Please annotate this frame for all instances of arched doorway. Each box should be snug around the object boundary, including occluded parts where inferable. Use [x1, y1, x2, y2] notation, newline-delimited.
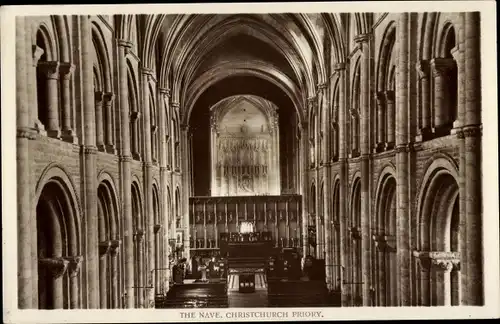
[373, 175, 397, 306]
[97, 180, 120, 308]
[36, 179, 80, 309]
[416, 166, 460, 306]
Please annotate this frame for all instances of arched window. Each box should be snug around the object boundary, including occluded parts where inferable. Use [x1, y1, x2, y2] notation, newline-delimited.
[350, 59, 361, 157]
[430, 23, 458, 137]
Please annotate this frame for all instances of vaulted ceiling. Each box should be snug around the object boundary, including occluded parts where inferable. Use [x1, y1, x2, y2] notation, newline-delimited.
[137, 13, 350, 124]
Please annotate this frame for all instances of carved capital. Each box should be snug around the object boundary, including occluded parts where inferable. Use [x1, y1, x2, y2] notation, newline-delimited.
[135, 229, 145, 242]
[117, 39, 133, 50]
[59, 62, 75, 80]
[119, 155, 132, 163]
[463, 125, 482, 138]
[413, 251, 460, 272]
[63, 256, 83, 277]
[32, 45, 45, 66]
[95, 91, 104, 102]
[354, 33, 371, 44]
[17, 128, 37, 140]
[159, 87, 171, 97]
[450, 46, 460, 61]
[130, 111, 141, 121]
[394, 145, 407, 154]
[384, 90, 395, 102]
[38, 61, 60, 79]
[430, 58, 455, 77]
[317, 82, 328, 91]
[103, 92, 114, 103]
[39, 257, 69, 278]
[376, 91, 386, 106]
[334, 62, 346, 72]
[109, 240, 121, 256]
[99, 240, 112, 257]
[82, 145, 98, 155]
[372, 234, 396, 253]
[415, 60, 430, 79]
[171, 102, 180, 110]
[349, 226, 362, 240]
[154, 224, 162, 234]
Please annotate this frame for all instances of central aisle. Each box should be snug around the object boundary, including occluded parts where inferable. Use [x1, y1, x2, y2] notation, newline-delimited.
[227, 273, 268, 308]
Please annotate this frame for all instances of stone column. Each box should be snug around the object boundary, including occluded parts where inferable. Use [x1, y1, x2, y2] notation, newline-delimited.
[64, 256, 83, 309]
[99, 241, 111, 308]
[136, 231, 145, 307]
[181, 124, 191, 260]
[430, 58, 455, 133]
[94, 91, 105, 151]
[59, 62, 77, 143]
[117, 38, 134, 308]
[334, 62, 347, 305]
[375, 92, 386, 151]
[354, 32, 372, 306]
[414, 251, 431, 306]
[16, 16, 34, 309]
[103, 92, 116, 153]
[416, 60, 431, 139]
[39, 258, 70, 308]
[38, 61, 61, 138]
[385, 91, 395, 149]
[29, 41, 46, 133]
[140, 67, 155, 308]
[396, 13, 411, 306]
[464, 11, 483, 306]
[108, 241, 120, 308]
[159, 88, 170, 293]
[300, 121, 309, 258]
[81, 15, 99, 308]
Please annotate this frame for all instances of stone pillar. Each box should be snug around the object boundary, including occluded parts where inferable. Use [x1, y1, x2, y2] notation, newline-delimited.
[355, 32, 372, 306]
[300, 121, 309, 258]
[385, 91, 395, 149]
[140, 67, 155, 308]
[59, 62, 77, 143]
[375, 92, 386, 151]
[99, 241, 111, 309]
[103, 92, 116, 153]
[334, 62, 347, 305]
[430, 58, 455, 133]
[181, 123, 191, 260]
[64, 256, 83, 309]
[117, 38, 134, 308]
[455, 13, 468, 306]
[94, 91, 105, 151]
[159, 88, 170, 293]
[136, 231, 145, 307]
[29, 40, 46, 133]
[416, 60, 431, 139]
[39, 258, 70, 308]
[107, 241, 119, 308]
[414, 251, 431, 306]
[38, 61, 61, 138]
[16, 16, 34, 309]
[464, 11, 483, 306]
[80, 15, 99, 308]
[396, 13, 411, 306]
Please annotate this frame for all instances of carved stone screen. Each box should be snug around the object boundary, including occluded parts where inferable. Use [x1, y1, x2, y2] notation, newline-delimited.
[210, 95, 280, 196]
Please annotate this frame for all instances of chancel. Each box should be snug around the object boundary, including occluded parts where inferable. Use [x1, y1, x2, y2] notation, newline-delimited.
[14, 10, 484, 310]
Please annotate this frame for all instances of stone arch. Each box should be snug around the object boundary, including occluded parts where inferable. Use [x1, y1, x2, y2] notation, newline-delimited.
[35, 165, 81, 309]
[330, 178, 341, 290]
[350, 56, 361, 157]
[127, 60, 142, 161]
[347, 176, 362, 306]
[53, 16, 70, 62]
[416, 157, 460, 306]
[373, 167, 398, 306]
[91, 22, 112, 92]
[97, 178, 120, 309]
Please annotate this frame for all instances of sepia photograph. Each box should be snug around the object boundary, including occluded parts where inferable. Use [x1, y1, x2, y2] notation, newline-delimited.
[1, 1, 499, 323]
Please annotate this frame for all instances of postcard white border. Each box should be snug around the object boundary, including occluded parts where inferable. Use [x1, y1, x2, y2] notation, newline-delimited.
[2, 1, 499, 323]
